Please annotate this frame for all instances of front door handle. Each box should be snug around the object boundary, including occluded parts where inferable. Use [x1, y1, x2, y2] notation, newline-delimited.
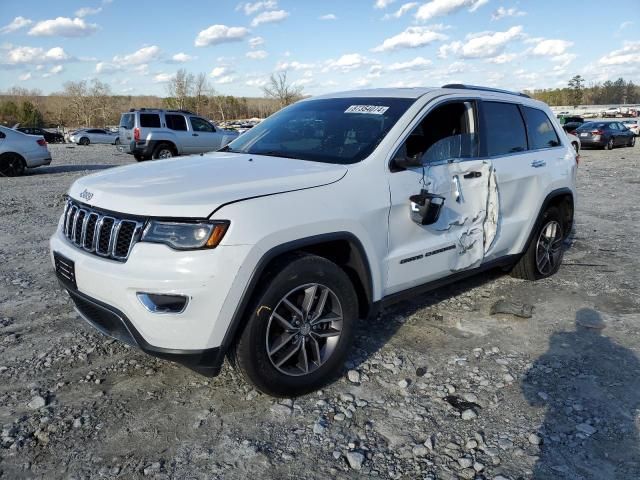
[463, 171, 482, 179]
[531, 160, 546, 168]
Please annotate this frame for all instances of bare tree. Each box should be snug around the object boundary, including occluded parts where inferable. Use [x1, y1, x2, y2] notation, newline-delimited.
[166, 69, 194, 110]
[89, 79, 114, 127]
[193, 72, 209, 115]
[63, 80, 91, 127]
[262, 71, 303, 108]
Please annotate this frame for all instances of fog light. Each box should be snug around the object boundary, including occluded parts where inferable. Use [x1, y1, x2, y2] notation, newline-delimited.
[137, 293, 189, 314]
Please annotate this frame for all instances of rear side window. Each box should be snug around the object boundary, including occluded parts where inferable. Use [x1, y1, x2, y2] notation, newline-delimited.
[522, 107, 561, 149]
[484, 102, 527, 156]
[120, 113, 134, 129]
[166, 114, 187, 131]
[140, 113, 161, 128]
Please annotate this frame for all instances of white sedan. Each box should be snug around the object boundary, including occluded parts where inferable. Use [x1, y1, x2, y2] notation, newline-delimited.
[622, 119, 639, 136]
[69, 128, 120, 146]
[0, 125, 52, 176]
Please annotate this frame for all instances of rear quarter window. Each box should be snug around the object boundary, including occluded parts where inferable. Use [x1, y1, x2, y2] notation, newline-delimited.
[483, 101, 527, 156]
[522, 106, 561, 149]
[139, 113, 161, 128]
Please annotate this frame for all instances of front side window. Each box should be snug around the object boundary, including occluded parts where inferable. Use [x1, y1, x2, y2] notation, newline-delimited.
[224, 97, 415, 164]
[484, 102, 527, 156]
[120, 113, 134, 129]
[522, 106, 561, 150]
[166, 114, 187, 131]
[190, 117, 215, 132]
[140, 113, 161, 128]
[401, 101, 479, 164]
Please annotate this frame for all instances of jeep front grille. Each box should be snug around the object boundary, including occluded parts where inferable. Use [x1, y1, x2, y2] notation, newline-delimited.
[63, 200, 144, 262]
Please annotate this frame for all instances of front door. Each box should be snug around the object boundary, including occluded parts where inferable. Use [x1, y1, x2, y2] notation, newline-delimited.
[385, 99, 499, 296]
[188, 116, 223, 153]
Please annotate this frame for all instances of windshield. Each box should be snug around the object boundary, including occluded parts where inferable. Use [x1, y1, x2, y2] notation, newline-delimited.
[223, 97, 415, 164]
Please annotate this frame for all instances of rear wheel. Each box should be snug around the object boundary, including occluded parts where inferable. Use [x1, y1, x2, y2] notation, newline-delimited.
[114, 138, 121, 145]
[0, 153, 26, 177]
[510, 206, 565, 281]
[572, 142, 579, 153]
[231, 254, 358, 397]
[79, 137, 90, 146]
[152, 143, 175, 159]
[134, 153, 146, 162]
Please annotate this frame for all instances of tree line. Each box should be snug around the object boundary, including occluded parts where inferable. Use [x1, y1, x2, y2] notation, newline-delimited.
[526, 76, 640, 107]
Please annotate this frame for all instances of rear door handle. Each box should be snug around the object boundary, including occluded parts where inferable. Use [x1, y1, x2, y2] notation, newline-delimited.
[192, 133, 199, 136]
[531, 160, 546, 168]
[463, 171, 482, 179]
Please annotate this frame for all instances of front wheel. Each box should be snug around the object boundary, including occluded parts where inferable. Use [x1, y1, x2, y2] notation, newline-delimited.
[231, 254, 358, 397]
[79, 137, 90, 146]
[628, 137, 636, 147]
[510, 207, 565, 280]
[606, 137, 614, 150]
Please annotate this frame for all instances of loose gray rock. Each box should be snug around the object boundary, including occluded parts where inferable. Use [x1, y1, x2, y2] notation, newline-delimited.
[27, 395, 46, 410]
[490, 300, 534, 318]
[345, 451, 365, 470]
[458, 456, 473, 469]
[461, 409, 477, 420]
[576, 423, 596, 436]
[528, 433, 542, 445]
[412, 444, 429, 457]
[347, 370, 361, 383]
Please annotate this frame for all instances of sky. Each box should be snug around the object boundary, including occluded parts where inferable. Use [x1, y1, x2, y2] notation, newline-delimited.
[0, 0, 638, 98]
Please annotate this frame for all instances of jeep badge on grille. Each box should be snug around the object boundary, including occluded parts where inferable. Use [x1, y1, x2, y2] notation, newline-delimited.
[79, 189, 94, 202]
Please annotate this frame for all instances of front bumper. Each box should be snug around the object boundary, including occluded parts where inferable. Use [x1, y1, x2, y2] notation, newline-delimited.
[64, 285, 224, 375]
[50, 227, 253, 352]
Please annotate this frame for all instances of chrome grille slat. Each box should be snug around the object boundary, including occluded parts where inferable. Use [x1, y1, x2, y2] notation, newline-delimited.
[62, 200, 143, 262]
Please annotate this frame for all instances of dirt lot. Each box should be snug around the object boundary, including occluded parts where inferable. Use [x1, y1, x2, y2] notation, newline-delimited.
[1, 142, 639, 480]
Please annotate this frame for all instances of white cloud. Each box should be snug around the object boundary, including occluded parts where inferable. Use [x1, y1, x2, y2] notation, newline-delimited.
[251, 10, 290, 27]
[276, 60, 315, 71]
[246, 50, 268, 59]
[618, 21, 633, 32]
[171, 52, 194, 63]
[551, 53, 576, 68]
[42, 65, 63, 77]
[246, 77, 268, 87]
[75, 7, 103, 17]
[487, 53, 517, 64]
[113, 45, 161, 64]
[133, 64, 149, 75]
[28, 17, 98, 37]
[387, 56, 432, 71]
[438, 26, 522, 59]
[249, 36, 264, 48]
[375, 0, 397, 8]
[195, 25, 249, 47]
[214, 75, 235, 84]
[319, 14, 337, 20]
[0, 17, 32, 34]
[491, 7, 526, 20]
[3, 45, 70, 64]
[325, 53, 377, 72]
[240, 1, 278, 15]
[530, 39, 573, 56]
[372, 26, 448, 52]
[95, 61, 121, 74]
[384, 2, 418, 19]
[354, 78, 372, 88]
[210, 66, 233, 78]
[415, 0, 488, 21]
[598, 41, 640, 66]
[18, 72, 31, 81]
[153, 72, 174, 83]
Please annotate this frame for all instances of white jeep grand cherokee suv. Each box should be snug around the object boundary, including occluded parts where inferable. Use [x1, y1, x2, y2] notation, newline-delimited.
[50, 85, 577, 397]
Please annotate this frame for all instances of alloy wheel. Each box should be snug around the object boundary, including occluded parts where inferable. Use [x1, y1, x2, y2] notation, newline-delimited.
[158, 149, 173, 159]
[266, 283, 343, 376]
[535, 220, 563, 276]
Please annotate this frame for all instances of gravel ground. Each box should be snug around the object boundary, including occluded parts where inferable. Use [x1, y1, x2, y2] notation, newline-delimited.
[1, 142, 639, 480]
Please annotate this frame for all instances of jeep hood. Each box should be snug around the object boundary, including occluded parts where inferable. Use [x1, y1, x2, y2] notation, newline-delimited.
[68, 152, 348, 218]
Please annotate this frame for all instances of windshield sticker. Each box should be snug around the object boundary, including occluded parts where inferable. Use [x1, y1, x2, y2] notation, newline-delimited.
[345, 105, 389, 115]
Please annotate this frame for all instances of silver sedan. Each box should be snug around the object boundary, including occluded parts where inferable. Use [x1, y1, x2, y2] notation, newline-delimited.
[0, 125, 52, 176]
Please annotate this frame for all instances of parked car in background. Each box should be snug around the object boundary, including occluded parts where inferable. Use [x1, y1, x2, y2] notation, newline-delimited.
[601, 107, 621, 118]
[16, 127, 65, 143]
[622, 119, 639, 136]
[52, 85, 578, 396]
[562, 122, 583, 135]
[575, 121, 636, 149]
[69, 128, 120, 146]
[566, 132, 581, 153]
[118, 109, 239, 161]
[557, 115, 583, 125]
[0, 125, 51, 176]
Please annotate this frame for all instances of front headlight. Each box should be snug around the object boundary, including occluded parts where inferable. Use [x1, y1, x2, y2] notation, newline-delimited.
[141, 220, 229, 250]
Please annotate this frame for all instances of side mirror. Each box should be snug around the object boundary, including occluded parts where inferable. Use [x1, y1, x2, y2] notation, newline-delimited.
[410, 190, 445, 226]
[392, 151, 423, 170]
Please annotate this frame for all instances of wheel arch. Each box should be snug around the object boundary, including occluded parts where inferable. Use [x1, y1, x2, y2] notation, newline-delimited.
[220, 232, 374, 355]
[524, 187, 574, 249]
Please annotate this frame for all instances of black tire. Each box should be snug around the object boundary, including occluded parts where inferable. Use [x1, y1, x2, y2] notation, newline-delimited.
[134, 153, 146, 162]
[79, 137, 90, 146]
[572, 142, 579, 153]
[230, 253, 358, 397]
[510, 206, 565, 281]
[606, 137, 614, 150]
[152, 143, 175, 160]
[114, 138, 120, 145]
[628, 137, 635, 147]
[0, 153, 26, 177]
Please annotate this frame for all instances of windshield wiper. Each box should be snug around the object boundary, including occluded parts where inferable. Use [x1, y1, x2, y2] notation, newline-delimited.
[253, 150, 301, 160]
[218, 144, 237, 152]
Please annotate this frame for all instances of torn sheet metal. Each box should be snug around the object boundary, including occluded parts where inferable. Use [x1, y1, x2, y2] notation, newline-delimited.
[483, 166, 499, 254]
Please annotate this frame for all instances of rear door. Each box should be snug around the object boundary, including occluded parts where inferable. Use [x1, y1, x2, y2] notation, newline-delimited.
[165, 114, 192, 154]
[188, 116, 223, 153]
[485, 102, 563, 258]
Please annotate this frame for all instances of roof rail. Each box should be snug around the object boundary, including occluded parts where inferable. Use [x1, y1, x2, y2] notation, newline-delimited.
[126, 108, 196, 115]
[442, 84, 530, 99]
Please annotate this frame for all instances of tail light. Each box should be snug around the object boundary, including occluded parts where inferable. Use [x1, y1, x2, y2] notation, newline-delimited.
[592, 129, 604, 135]
[133, 127, 140, 141]
[37, 138, 47, 147]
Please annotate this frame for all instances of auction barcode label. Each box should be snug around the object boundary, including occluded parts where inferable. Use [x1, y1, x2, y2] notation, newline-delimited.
[344, 105, 389, 115]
